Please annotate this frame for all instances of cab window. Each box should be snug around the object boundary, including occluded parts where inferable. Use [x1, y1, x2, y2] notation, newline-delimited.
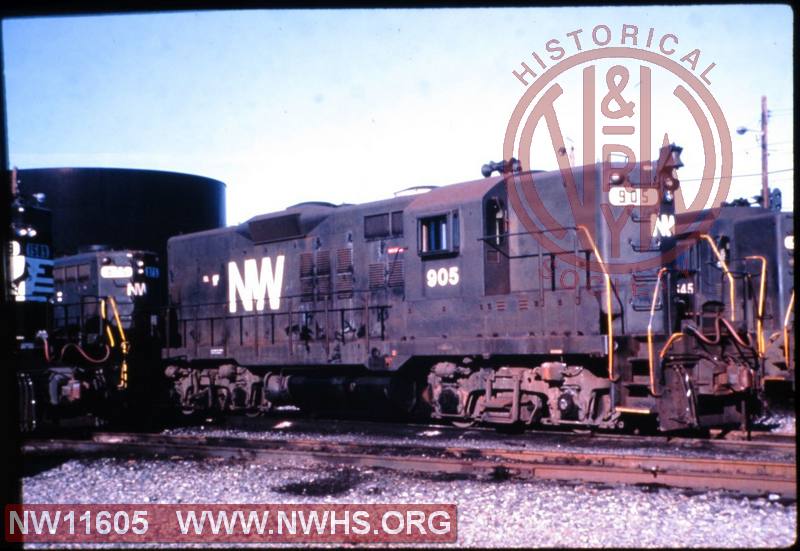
[419, 211, 459, 257]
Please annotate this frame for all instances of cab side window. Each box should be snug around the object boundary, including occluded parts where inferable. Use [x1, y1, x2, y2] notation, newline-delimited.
[419, 211, 459, 257]
[485, 198, 507, 246]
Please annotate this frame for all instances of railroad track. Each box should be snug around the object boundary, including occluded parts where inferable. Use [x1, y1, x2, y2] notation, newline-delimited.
[23, 431, 796, 498]
[216, 414, 796, 452]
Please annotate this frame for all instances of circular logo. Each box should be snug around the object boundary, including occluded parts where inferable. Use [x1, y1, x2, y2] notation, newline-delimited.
[503, 46, 732, 275]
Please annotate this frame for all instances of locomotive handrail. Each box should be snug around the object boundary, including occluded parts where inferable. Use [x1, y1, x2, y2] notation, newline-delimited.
[52, 294, 141, 350]
[100, 298, 115, 347]
[165, 294, 392, 355]
[646, 267, 667, 397]
[108, 296, 130, 389]
[478, 225, 625, 340]
[783, 290, 794, 369]
[659, 332, 685, 359]
[744, 256, 767, 356]
[167, 287, 389, 311]
[700, 234, 736, 322]
[478, 231, 595, 262]
[576, 225, 614, 381]
[478, 230, 625, 310]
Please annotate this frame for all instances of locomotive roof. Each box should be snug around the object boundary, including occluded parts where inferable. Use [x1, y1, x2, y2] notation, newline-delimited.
[675, 204, 781, 232]
[406, 175, 506, 211]
[55, 248, 156, 263]
[168, 172, 509, 246]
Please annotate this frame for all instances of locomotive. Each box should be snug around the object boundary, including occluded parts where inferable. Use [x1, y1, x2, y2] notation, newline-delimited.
[12, 197, 163, 430]
[163, 143, 794, 432]
[9, 168, 225, 431]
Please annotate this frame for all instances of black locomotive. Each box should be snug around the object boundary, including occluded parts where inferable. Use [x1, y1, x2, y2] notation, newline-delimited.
[12, 201, 164, 430]
[162, 144, 795, 432]
[9, 168, 225, 430]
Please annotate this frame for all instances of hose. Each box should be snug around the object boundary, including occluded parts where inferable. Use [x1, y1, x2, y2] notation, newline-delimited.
[685, 317, 721, 345]
[719, 317, 754, 349]
[43, 337, 51, 363]
[35, 332, 53, 362]
[59, 343, 111, 364]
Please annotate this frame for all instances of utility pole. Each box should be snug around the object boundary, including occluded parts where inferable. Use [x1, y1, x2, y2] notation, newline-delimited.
[761, 95, 769, 209]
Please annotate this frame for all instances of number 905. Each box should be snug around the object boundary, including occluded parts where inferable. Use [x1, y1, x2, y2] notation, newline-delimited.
[426, 267, 459, 288]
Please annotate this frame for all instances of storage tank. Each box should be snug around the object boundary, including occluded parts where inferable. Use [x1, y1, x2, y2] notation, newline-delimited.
[16, 167, 226, 259]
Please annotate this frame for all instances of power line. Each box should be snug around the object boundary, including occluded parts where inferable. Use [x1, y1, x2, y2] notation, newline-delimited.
[680, 168, 793, 182]
[742, 146, 793, 153]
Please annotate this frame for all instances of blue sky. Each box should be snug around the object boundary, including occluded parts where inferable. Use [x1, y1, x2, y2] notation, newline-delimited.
[2, 6, 793, 224]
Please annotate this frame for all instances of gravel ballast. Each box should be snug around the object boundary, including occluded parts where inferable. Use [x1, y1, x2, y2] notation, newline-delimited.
[22, 455, 797, 548]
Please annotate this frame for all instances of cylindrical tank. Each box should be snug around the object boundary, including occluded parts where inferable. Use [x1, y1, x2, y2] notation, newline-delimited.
[17, 167, 226, 259]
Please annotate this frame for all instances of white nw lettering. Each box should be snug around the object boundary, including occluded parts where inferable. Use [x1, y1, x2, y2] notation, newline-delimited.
[652, 213, 675, 238]
[126, 282, 147, 296]
[228, 256, 285, 313]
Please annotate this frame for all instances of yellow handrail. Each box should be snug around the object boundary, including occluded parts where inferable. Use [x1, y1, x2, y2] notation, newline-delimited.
[784, 290, 795, 369]
[744, 256, 767, 356]
[108, 296, 127, 343]
[700, 235, 735, 321]
[100, 298, 116, 347]
[659, 332, 685, 359]
[646, 267, 667, 396]
[577, 225, 614, 380]
[105, 326, 116, 348]
[108, 296, 129, 389]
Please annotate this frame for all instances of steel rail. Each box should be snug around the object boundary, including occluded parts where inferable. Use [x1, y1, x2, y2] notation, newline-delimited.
[22, 432, 796, 498]
[214, 415, 796, 452]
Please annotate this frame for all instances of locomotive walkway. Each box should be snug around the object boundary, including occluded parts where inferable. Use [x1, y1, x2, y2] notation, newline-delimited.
[22, 430, 796, 498]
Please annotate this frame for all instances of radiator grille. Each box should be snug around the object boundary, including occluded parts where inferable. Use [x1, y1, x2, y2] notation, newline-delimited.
[369, 263, 385, 289]
[387, 260, 404, 288]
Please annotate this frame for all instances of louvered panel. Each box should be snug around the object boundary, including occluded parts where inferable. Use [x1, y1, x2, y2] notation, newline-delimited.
[369, 263, 385, 289]
[318, 275, 332, 297]
[336, 248, 353, 273]
[518, 297, 529, 311]
[336, 273, 354, 298]
[300, 278, 315, 302]
[387, 260, 404, 288]
[316, 250, 331, 274]
[300, 253, 314, 277]
[299, 252, 315, 302]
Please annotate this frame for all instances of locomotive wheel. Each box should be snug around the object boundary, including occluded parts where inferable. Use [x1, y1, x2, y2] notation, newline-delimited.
[245, 402, 273, 418]
[450, 418, 477, 429]
[448, 394, 479, 428]
[215, 388, 228, 411]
